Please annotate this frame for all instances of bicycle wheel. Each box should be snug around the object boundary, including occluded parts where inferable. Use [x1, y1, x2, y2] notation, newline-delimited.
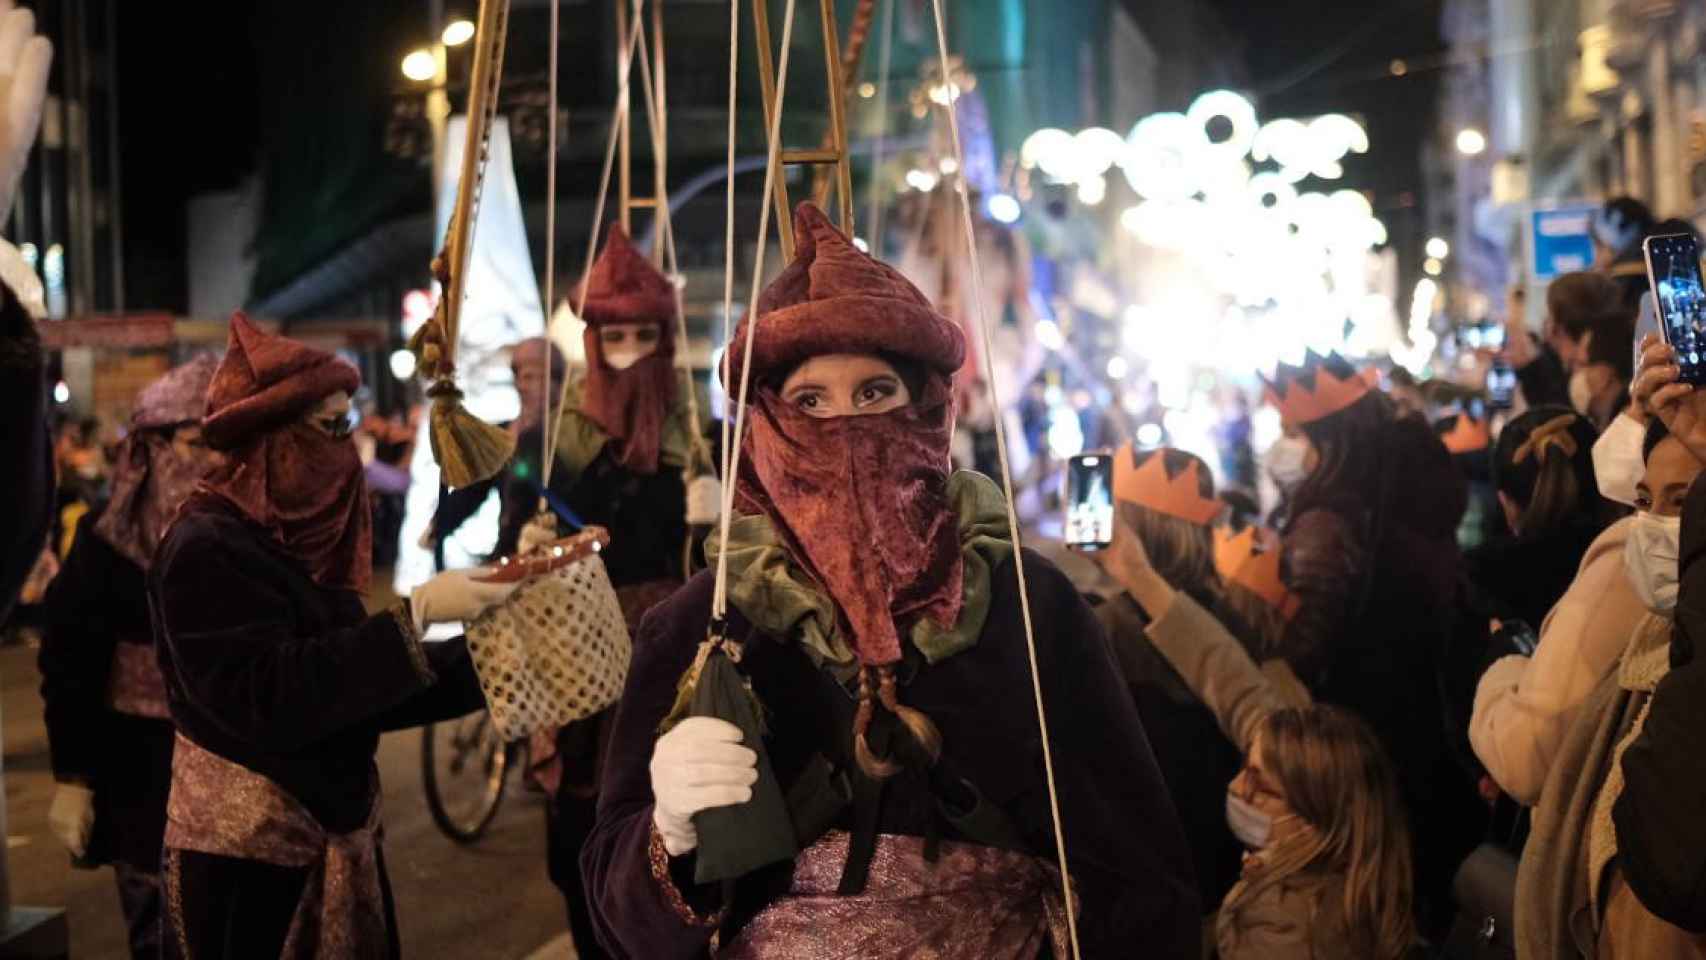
[421, 711, 511, 843]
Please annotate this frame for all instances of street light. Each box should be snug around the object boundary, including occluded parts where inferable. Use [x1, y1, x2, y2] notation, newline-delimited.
[442, 19, 476, 47]
[1455, 128, 1487, 156]
[1425, 237, 1450, 259]
[401, 48, 437, 82]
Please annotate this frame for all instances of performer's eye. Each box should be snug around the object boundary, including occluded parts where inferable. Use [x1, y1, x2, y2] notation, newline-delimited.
[794, 391, 821, 411]
[855, 378, 899, 407]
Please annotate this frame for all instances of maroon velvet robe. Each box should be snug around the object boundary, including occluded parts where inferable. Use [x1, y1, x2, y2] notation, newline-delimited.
[580, 549, 1202, 959]
[149, 493, 487, 958]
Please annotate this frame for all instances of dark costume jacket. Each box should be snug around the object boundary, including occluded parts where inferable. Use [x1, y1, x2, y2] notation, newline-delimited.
[581, 551, 1202, 959]
[39, 508, 175, 872]
[148, 493, 487, 958]
[0, 277, 51, 622]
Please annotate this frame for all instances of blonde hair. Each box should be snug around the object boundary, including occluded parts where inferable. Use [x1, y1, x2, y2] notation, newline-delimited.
[1224, 706, 1416, 959]
[1116, 449, 1220, 596]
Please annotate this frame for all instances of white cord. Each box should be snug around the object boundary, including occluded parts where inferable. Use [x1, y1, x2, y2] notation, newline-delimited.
[542, 10, 648, 488]
[720, 0, 741, 481]
[710, 0, 799, 622]
[539, 0, 559, 499]
[925, 1, 1080, 954]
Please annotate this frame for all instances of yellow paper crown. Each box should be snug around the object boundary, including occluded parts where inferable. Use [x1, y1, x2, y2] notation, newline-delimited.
[1213, 525, 1301, 621]
[1112, 446, 1221, 525]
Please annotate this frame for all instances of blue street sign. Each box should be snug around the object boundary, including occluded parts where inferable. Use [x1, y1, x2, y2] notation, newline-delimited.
[1532, 205, 1598, 280]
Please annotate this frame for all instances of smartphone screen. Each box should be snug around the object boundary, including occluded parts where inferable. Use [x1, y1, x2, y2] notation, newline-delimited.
[1644, 233, 1706, 385]
[1063, 452, 1114, 551]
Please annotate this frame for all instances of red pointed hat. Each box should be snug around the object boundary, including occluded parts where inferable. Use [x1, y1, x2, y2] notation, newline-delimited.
[726, 203, 965, 386]
[574, 224, 676, 328]
[202, 313, 361, 451]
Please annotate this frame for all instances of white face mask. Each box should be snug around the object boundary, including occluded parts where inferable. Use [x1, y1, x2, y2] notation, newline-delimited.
[1226, 791, 1297, 850]
[1593, 415, 1645, 507]
[1624, 511, 1682, 613]
[603, 346, 651, 371]
[1568, 369, 1596, 417]
[1265, 436, 1310, 496]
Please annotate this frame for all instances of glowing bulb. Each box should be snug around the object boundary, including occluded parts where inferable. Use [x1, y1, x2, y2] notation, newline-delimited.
[1106, 355, 1129, 380]
[1035, 319, 1065, 352]
[401, 49, 437, 82]
[986, 193, 1022, 224]
[1136, 423, 1163, 447]
[389, 349, 418, 381]
[442, 19, 475, 47]
[904, 168, 939, 192]
[1076, 175, 1106, 206]
[1424, 257, 1443, 276]
[1426, 237, 1450, 259]
[1456, 128, 1487, 156]
[857, 82, 876, 99]
[52, 380, 69, 404]
[938, 156, 960, 176]
[852, 237, 870, 253]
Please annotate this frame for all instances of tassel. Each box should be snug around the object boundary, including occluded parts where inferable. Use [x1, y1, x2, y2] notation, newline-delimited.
[426, 378, 516, 489]
[853, 664, 942, 780]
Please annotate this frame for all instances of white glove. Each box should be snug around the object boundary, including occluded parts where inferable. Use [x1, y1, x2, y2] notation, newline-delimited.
[517, 515, 558, 556]
[685, 474, 722, 526]
[48, 783, 94, 858]
[0, 3, 50, 226]
[649, 717, 757, 856]
[409, 569, 517, 632]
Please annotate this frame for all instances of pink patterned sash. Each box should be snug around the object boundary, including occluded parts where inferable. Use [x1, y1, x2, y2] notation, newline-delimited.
[108, 642, 170, 719]
[718, 830, 1074, 959]
[163, 735, 386, 959]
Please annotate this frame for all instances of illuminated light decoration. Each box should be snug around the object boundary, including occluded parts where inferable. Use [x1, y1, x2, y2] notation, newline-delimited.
[938, 156, 960, 176]
[904, 168, 940, 192]
[1077, 175, 1107, 206]
[1424, 257, 1443, 276]
[1073, 127, 1128, 178]
[1456, 128, 1487, 155]
[928, 81, 962, 106]
[852, 237, 870, 253]
[1186, 89, 1259, 159]
[986, 192, 1022, 224]
[389, 348, 418, 381]
[53, 380, 69, 404]
[1247, 171, 1298, 211]
[1136, 422, 1164, 447]
[1426, 237, 1450, 259]
[1121, 304, 1150, 351]
[858, 81, 876, 99]
[1309, 114, 1369, 156]
[1034, 318, 1065, 351]
[1195, 155, 1253, 199]
[1250, 118, 1312, 183]
[1020, 127, 1077, 181]
[1106, 355, 1129, 380]
[442, 19, 476, 46]
[1046, 402, 1085, 458]
[1121, 112, 1208, 200]
[401, 48, 437, 82]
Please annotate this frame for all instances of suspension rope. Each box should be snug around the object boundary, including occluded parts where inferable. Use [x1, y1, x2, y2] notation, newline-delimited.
[864, 0, 895, 254]
[542, 8, 648, 489]
[540, 0, 559, 480]
[719, 0, 740, 482]
[925, 1, 1080, 955]
[711, 0, 799, 622]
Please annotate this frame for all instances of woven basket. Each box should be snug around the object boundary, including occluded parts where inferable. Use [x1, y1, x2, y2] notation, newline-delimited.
[465, 550, 631, 740]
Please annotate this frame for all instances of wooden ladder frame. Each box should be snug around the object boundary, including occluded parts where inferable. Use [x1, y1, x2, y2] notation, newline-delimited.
[751, 0, 856, 258]
[615, 0, 670, 266]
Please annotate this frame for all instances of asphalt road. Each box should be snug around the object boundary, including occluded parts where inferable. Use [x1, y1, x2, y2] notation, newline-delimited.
[3, 639, 579, 959]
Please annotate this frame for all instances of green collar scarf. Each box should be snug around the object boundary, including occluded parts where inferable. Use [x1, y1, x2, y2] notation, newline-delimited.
[551, 374, 704, 479]
[706, 470, 1014, 673]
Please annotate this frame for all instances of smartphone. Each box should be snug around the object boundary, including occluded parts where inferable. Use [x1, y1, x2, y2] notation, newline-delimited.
[1486, 358, 1516, 411]
[1643, 233, 1706, 385]
[1063, 452, 1114, 551]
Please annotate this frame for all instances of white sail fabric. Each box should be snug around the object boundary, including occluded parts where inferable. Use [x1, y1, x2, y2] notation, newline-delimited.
[396, 117, 544, 601]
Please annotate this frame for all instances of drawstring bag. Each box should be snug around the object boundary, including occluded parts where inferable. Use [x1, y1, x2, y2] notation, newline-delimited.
[465, 529, 631, 741]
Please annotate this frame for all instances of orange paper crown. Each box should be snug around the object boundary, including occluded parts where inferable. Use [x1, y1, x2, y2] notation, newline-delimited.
[1214, 525, 1302, 621]
[1439, 414, 1490, 455]
[1262, 351, 1379, 425]
[1112, 446, 1222, 525]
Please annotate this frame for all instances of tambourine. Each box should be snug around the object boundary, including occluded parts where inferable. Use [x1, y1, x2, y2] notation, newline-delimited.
[464, 524, 631, 740]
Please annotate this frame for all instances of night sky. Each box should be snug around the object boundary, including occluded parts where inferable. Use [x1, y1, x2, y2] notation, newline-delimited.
[110, 1, 1447, 313]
